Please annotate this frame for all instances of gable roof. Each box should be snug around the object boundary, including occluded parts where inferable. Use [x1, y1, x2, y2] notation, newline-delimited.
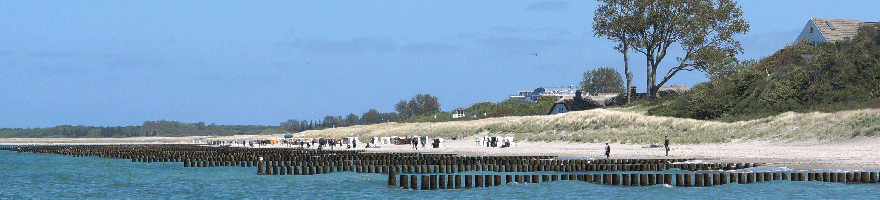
[546, 94, 615, 115]
[811, 18, 863, 42]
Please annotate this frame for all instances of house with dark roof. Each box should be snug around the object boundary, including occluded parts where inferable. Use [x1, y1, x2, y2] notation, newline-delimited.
[547, 94, 615, 115]
[547, 86, 690, 115]
[796, 17, 878, 46]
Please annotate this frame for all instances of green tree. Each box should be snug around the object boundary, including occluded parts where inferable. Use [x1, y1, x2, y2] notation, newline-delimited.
[344, 114, 360, 126]
[394, 100, 410, 119]
[321, 115, 339, 128]
[593, 0, 750, 98]
[580, 66, 625, 94]
[361, 109, 382, 124]
[394, 94, 441, 120]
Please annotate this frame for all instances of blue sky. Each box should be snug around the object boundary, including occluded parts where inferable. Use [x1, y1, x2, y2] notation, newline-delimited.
[1, 0, 877, 128]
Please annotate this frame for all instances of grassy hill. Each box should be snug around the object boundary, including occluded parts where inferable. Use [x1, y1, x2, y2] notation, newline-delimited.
[299, 107, 880, 144]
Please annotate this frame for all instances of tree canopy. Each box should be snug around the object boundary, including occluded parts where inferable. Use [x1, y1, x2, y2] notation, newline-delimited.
[594, 0, 750, 98]
[580, 66, 625, 94]
[394, 94, 441, 120]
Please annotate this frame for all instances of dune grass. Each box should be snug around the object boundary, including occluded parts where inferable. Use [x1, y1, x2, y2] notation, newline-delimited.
[298, 108, 880, 144]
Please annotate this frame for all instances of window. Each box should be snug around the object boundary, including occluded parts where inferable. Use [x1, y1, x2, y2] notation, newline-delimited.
[810, 27, 813, 33]
[558, 108, 563, 113]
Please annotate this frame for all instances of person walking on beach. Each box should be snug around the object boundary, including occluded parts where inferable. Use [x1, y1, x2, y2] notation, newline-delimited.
[413, 138, 419, 150]
[664, 136, 670, 156]
[604, 143, 610, 159]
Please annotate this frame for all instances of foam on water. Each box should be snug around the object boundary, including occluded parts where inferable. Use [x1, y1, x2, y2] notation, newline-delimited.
[672, 160, 714, 164]
[731, 166, 794, 173]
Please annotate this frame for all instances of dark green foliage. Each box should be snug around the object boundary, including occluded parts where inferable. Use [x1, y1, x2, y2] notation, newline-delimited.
[395, 94, 441, 121]
[647, 25, 880, 121]
[580, 66, 625, 94]
[466, 96, 558, 119]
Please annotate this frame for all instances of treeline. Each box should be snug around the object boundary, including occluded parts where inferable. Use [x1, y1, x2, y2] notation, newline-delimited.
[3, 93, 560, 138]
[279, 109, 400, 132]
[403, 96, 558, 123]
[0, 120, 277, 138]
[645, 25, 880, 121]
[280, 94, 555, 132]
[279, 94, 440, 133]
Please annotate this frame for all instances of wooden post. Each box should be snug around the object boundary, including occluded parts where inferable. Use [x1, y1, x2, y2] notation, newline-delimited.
[400, 175, 409, 189]
[870, 172, 878, 183]
[388, 171, 398, 187]
[604, 174, 612, 185]
[410, 175, 419, 190]
[694, 174, 704, 187]
[684, 174, 693, 187]
[664, 174, 672, 185]
[612, 174, 621, 186]
[676, 174, 684, 187]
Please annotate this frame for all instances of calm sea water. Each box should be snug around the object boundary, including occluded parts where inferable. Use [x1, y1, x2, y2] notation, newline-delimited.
[1, 148, 878, 199]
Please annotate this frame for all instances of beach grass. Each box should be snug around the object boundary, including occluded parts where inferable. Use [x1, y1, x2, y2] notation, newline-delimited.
[299, 108, 880, 144]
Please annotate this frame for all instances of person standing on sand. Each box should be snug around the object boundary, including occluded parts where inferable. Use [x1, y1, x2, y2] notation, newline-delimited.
[604, 143, 610, 159]
[664, 136, 670, 156]
[413, 139, 419, 150]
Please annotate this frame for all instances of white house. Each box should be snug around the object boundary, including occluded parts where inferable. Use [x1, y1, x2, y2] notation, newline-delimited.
[452, 108, 467, 119]
[796, 18, 878, 46]
[548, 96, 575, 115]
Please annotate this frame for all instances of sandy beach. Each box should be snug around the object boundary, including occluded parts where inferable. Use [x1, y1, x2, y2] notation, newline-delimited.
[3, 135, 879, 170]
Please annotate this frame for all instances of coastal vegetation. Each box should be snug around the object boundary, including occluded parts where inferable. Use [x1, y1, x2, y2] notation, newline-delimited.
[644, 25, 880, 122]
[297, 107, 880, 144]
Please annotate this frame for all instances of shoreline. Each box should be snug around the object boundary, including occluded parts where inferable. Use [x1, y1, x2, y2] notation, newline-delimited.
[3, 136, 879, 170]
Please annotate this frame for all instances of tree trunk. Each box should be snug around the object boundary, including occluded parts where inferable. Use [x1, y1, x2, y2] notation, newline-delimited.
[646, 55, 653, 100]
[623, 40, 631, 104]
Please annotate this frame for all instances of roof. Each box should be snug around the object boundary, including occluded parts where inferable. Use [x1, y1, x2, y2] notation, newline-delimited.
[546, 94, 613, 114]
[811, 18, 865, 42]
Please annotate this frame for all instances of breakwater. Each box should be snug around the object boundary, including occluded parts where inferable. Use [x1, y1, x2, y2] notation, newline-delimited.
[2, 144, 877, 191]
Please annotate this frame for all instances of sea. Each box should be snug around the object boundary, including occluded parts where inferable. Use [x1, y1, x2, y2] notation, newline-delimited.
[1, 146, 878, 199]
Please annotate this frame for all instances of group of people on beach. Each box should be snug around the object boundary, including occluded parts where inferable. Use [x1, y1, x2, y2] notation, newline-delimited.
[605, 136, 670, 159]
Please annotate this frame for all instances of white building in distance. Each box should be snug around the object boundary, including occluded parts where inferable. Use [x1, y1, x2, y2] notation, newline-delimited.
[509, 86, 578, 103]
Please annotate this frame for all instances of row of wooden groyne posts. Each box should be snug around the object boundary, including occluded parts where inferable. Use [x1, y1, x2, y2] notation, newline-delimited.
[2, 144, 878, 189]
[387, 170, 880, 189]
